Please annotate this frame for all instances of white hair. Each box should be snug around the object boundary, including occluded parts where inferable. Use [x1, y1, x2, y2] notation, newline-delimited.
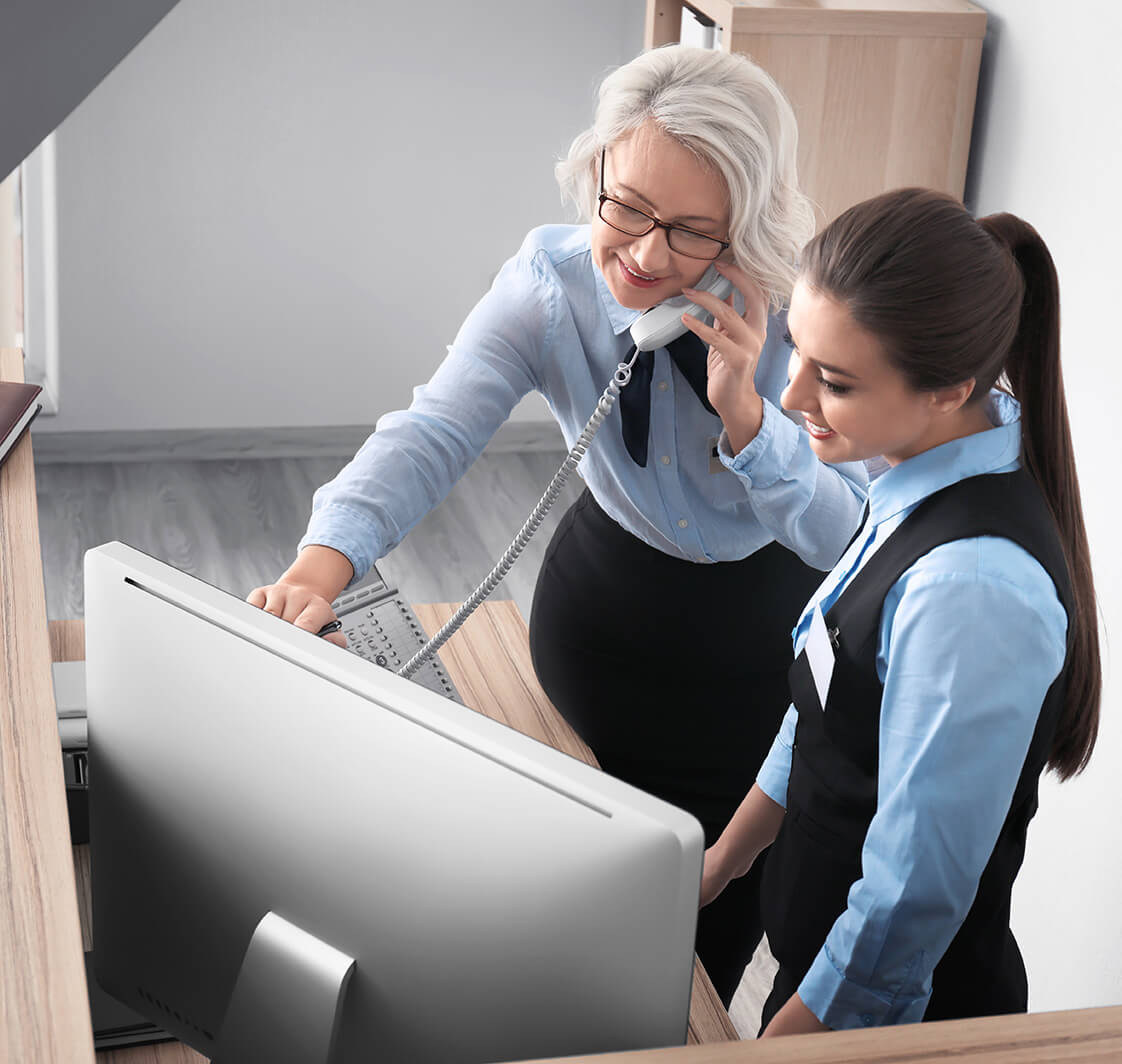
[556, 45, 815, 310]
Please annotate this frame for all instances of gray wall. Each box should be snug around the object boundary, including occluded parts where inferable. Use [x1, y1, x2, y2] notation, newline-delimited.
[0, 0, 181, 182]
[36, 0, 645, 434]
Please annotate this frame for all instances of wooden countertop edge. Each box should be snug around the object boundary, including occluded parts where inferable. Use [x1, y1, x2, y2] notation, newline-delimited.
[514, 1003, 1122, 1062]
[2, 348, 96, 1062]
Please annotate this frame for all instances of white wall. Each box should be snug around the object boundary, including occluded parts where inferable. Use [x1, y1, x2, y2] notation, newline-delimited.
[964, 0, 1122, 1013]
[34, 0, 644, 434]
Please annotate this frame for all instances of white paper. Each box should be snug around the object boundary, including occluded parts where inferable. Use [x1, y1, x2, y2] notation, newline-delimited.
[806, 604, 835, 712]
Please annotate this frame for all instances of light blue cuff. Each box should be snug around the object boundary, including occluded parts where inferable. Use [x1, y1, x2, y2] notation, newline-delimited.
[718, 400, 800, 488]
[800, 944, 930, 1031]
[298, 504, 387, 588]
[754, 721, 794, 809]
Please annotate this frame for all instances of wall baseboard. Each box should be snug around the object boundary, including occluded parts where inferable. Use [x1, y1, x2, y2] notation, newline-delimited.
[30, 420, 567, 464]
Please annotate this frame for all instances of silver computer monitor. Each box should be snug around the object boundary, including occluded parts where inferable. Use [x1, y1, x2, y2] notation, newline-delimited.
[84, 542, 703, 1064]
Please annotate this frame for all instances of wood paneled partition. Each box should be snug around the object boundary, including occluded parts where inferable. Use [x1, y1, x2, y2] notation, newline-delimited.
[645, 1, 986, 225]
[1, 346, 95, 1061]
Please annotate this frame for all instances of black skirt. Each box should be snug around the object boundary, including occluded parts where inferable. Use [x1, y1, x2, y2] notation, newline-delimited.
[529, 488, 824, 1006]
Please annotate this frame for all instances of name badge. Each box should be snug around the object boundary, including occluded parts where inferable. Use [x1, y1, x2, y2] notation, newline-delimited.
[806, 604, 836, 712]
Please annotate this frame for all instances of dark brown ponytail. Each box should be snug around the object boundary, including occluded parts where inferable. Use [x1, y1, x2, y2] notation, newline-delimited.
[977, 213, 1100, 778]
[802, 188, 1099, 779]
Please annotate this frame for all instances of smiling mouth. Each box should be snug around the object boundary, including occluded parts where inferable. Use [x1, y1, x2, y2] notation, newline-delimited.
[618, 259, 660, 285]
[803, 418, 836, 440]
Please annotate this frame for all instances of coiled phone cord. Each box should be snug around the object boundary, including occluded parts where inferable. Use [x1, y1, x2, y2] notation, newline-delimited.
[397, 347, 641, 680]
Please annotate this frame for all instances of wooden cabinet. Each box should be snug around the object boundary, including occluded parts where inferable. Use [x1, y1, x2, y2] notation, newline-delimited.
[645, 1, 987, 226]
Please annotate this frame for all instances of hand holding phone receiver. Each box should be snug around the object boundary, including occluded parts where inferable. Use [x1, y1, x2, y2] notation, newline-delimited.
[629, 263, 735, 352]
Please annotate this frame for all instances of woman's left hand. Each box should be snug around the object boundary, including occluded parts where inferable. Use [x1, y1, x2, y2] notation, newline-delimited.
[699, 843, 737, 909]
[760, 992, 831, 1038]
[681, 261, 769, 454]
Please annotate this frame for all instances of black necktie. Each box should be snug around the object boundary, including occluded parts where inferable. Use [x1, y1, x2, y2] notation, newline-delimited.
[618, 330, 718, 467]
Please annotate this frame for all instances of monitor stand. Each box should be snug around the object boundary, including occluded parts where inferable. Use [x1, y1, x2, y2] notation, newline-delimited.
[212, 911, 356, 1064]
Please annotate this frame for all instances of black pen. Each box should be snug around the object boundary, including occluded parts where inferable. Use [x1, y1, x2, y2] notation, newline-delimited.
[316, 619, 343, 638]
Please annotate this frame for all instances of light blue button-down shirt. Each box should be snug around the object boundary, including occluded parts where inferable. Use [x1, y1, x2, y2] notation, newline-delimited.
[299, 225, 866, 582]
[756, 391, 1069, 1029]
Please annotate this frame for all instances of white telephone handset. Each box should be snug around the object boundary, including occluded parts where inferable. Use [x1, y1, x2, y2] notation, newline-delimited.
[629, 263, 735, 352]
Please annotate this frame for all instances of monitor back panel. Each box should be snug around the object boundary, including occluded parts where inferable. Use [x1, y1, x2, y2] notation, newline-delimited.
[85, 543, 702, 1064]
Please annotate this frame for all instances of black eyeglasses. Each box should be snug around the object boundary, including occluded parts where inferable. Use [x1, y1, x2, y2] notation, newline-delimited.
[597, 148, 730, 261]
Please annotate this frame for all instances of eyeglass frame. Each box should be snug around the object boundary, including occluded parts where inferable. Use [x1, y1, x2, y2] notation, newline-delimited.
[596, 148, 731, 261]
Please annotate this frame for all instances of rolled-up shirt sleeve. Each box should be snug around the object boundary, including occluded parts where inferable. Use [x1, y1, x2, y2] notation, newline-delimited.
[756, 703, 797, 809]
[718, 399, 867, 571]
[797, 538, 1068, 1029]
[299, 248, 554, 583]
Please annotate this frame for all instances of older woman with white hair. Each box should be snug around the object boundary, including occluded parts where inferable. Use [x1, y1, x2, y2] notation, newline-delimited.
[250, 45, 867, 1004]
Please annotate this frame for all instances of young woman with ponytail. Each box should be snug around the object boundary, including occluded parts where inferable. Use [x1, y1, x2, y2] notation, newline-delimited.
[688, 187, 1100, 1036]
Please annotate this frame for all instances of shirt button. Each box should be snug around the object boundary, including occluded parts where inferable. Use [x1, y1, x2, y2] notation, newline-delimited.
[677, 518, 689, 529]
[861, 1014, 873, 1027]
[660, 455, 671, 466]
[657, 381, 668, 391]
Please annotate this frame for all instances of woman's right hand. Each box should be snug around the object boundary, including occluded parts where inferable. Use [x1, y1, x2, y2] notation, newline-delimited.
[246, 581, 347, 647]
[247, 545, 355, 647]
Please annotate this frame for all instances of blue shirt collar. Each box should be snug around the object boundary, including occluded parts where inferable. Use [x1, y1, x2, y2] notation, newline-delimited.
[593, 261, 644, 337]
[867, 390, 1023, 525]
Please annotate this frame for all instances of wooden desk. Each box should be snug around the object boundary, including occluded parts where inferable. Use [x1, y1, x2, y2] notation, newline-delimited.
[48, 604, 738, 1061]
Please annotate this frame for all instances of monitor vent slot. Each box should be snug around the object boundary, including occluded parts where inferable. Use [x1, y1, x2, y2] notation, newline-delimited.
[135, 985, 214, 1041]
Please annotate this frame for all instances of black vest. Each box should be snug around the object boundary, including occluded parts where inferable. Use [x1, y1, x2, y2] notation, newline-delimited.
[761, 468, 1074, 1022]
